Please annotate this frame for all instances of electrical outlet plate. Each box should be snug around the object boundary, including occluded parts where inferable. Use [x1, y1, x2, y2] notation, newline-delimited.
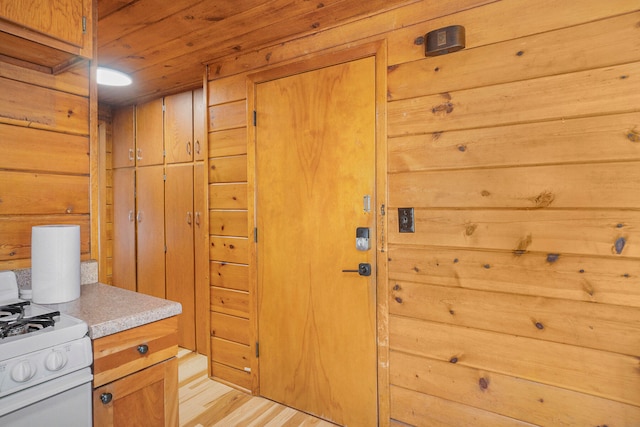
[398, 208, 415, 233]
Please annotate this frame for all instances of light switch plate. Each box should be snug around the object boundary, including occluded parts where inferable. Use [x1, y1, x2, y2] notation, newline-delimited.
[398, 208, 415, 233]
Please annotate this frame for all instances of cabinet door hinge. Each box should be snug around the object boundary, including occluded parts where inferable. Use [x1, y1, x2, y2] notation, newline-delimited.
[255, 342, 259, 358]
[253, 110, 257, 126]
[82, 16, 87, 34]
[163, 174, 167, 181]
[254, 227, 258, 243]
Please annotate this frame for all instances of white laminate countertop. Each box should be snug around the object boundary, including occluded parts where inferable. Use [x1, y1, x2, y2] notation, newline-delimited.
[43, 283, 182, 339]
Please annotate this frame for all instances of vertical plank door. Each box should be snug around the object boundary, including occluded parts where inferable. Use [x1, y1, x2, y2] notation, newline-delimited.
[256, 56, 377, 426]
[165, 164, 196, 350]
[136, 165, 165, 299]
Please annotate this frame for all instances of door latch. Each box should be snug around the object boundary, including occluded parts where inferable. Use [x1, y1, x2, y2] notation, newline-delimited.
[342, 263, 372, 276]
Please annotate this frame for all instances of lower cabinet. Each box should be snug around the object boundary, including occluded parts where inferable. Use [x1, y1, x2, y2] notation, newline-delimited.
[92, 317, 179, 427]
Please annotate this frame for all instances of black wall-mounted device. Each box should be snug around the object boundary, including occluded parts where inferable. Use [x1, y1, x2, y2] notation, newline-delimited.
[425, 25, 465, 57]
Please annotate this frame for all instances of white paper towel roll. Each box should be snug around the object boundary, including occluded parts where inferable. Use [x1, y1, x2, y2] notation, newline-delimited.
[31, 225, 81, 304]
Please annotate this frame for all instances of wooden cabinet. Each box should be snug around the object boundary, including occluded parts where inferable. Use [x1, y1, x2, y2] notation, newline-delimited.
[135, 99, 164, 166]
[135, 165, 166, 299]
[92, 317, 179, 427]
[112, 168, 136, 291]
[165, 92, 193, 164]
[165, 88, 206, 163]
[165, 164, 195, 349]
[112, 106, 135, 169]
[193, 88, 206, 161]
[0, 0, 93, 73]
[111, 88, 207, 353]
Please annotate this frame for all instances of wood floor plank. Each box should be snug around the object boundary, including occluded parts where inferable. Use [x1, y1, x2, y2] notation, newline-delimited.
[178, 349, 336, 426]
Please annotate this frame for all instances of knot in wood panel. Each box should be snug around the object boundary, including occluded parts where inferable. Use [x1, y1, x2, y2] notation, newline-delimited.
[546, 253, 560, 263]
[530, 190, 555, 208]
[431, 102, 454, 115]
[478, 377, 489, 390]
[613, 237, 626, 254]
[627, 127, 640, 142]
[465, 223, 477, 236]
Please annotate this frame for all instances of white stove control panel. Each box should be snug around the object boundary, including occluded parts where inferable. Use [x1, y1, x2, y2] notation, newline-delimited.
[0, 336, 92, 398]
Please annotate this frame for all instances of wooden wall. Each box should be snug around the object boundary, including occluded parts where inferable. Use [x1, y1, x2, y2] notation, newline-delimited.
[205, 0, 640, 425]
[0, 61, 92, 270]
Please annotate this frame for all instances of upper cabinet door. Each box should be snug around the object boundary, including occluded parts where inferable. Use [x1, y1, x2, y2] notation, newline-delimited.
[112, 106, 135, 169]
[0, 0, 92, 73]
[193, 88, 206, 161]
[135, 98, 164, 166]
[165, 91, 194, 164]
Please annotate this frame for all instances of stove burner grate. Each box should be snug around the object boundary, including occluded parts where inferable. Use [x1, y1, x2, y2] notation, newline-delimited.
[0, 309, 60, 338]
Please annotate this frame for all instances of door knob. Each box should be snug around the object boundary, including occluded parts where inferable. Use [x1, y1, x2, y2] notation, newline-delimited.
[342, 263, 371, 276]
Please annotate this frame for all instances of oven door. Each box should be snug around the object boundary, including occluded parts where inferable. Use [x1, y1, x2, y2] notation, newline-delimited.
[0, 367, 92, 427]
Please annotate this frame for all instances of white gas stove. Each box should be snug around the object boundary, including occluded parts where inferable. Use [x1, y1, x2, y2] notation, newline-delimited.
[0, 271, 93, 426]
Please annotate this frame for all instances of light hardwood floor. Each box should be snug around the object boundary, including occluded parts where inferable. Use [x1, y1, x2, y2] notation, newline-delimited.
[178, 349, 337, 426]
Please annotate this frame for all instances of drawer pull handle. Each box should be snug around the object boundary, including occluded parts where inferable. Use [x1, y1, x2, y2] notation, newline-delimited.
[100, 392, 113, 404]
[137, 344, 149, 355]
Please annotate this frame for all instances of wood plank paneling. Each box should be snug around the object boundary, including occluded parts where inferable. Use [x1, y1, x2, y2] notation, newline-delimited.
[209, 236, 249, 264]
[387, 209, 640, 258]
[387, 246, 640, 308]
[210, 261, 249, 292]
[207, 0, 493, 80]
[208, 74, 247, 106]
[208, 128, 248, 158]
[211, 361, 252, 391]
[209, 184, 248, 209]
[390, 385, 536, 427]
[0, 216, 90, 263]
[386, 0, 640, 66]
[390, 351, 640, 427]
[390, 281, 640, 355]
[389, 163, 640, 209]
[210, 287, 249, 318]
[210, 312, 250, 344]
[0, 60, 89, 96]
[210, 337, 251, 371]
[388, 62, 640, 137]
[0, 172, 90, 215]
[208, 101, 246, 132]
[0, 77, 89, 135]
[390, 316, 640, 406]
[388, 112, 640, 173]
[209, 210, 248, 237]
[209, 155, 248, 183]
[0, 124, 89, 174]
[388, 12, 640, 101]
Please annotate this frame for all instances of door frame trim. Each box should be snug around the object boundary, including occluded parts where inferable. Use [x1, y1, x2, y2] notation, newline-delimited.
[246, 39, 389, 423]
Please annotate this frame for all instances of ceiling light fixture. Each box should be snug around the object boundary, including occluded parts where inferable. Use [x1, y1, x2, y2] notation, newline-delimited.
[97, 67, 132, 86]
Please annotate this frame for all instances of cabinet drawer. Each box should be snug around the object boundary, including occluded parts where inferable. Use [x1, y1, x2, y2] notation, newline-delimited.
[93, 317, 178, 388]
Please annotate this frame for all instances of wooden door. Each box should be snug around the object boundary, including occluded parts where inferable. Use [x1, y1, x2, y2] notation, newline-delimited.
[0, 0, 87, 47]
[165, 91, 193, 164]
[193, 88, 206, 161]
[136, 165, 165, 298]
[135, 99, 164, 166]
[112, 168, 136, 291]
[256, 57, 377, 426]
[93, 358, 178, 427]
[165, 164, 196, 350]
[112, 106, 135, 168]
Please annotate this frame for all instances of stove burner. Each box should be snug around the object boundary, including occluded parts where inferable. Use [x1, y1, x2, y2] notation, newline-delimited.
[0, 301, 30, 318]
[0, 301, 60, 338]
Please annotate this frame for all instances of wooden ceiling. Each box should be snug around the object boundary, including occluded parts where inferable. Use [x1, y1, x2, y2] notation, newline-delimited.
[97, 0, 415, 107]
